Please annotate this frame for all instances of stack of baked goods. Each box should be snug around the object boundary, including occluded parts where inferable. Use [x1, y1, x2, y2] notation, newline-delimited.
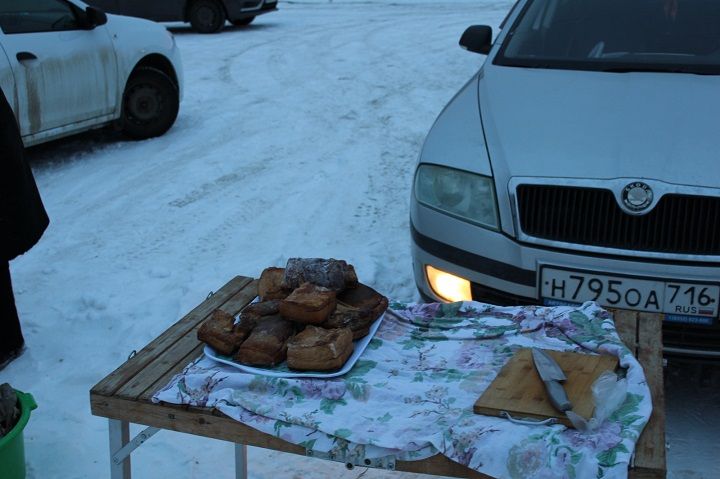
[197, 258, 388, 372]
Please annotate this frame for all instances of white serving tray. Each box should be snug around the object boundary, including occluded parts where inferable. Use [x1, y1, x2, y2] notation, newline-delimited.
[204, 312, 385, 379]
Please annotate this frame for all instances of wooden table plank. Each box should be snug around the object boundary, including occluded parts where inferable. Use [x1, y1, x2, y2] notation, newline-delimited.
[91, 276, 252, 397]
[215, 279, 258, 315]
[613, 309, 639, 356]
[138, 343, 204, 402]
[90, 395, 491, 478]
[116, 281, 258, 401]
[632, 313, 667, 478]
[612, 310, 667, 479]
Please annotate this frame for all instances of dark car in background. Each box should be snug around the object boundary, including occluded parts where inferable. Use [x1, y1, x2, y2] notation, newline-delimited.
[88, 0, 277, 33]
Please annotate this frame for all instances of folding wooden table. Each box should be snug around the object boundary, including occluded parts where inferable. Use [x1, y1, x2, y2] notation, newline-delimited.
[90, 275, 667, 478]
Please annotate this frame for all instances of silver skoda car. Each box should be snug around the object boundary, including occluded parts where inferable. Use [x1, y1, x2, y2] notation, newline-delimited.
[410, 0, 720, 356]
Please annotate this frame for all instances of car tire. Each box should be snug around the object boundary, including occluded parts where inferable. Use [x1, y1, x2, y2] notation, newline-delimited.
[189, 0, 225, 33]
[121, 67, 179, 140]
[231, 16, 255, 27]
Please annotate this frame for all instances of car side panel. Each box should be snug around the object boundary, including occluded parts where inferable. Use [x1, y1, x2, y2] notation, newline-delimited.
[20, 112, 118, 147]
[0, 26, 119, 137]
[418, 73, 492, 177]
[104, 14, 183, 114]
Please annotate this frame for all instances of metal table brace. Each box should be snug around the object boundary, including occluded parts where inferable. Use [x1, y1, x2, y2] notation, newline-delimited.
[108, 419, 248, 479]
[106, 418, 398, 478]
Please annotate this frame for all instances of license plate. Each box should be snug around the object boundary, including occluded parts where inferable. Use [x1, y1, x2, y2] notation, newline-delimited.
[540, 267, 720, 320]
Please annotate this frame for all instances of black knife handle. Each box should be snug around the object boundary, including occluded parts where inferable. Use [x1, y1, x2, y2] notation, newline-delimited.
[544, 380, 572, 412]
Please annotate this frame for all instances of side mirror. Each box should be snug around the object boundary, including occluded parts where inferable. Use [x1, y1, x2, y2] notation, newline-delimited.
[459, 25, 493, 55]
[85, 6, 108, 28]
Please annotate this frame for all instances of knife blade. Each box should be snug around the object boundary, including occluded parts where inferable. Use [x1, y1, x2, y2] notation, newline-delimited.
[531, 348, 572, 412]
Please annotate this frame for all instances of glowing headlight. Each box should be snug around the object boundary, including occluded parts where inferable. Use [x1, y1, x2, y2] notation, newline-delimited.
[414, 164, 499, 229]
[425, 265, 472, 302]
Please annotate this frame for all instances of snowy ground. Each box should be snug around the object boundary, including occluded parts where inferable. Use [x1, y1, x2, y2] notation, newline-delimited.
[3, 1, 719, 478]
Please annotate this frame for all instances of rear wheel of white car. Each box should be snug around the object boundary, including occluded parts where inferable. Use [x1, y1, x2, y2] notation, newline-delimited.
[231, 16, 255, 27]
[121, 67, 179, 140]
[189, 0, 225, 33]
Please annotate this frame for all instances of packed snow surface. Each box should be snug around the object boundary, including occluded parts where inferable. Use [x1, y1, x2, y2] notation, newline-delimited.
[4, 1, 718, 478]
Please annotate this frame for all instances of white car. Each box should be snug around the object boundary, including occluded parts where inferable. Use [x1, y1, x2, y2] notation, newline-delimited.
[0, 0, 183, 147]
[410, 0, 720, 356]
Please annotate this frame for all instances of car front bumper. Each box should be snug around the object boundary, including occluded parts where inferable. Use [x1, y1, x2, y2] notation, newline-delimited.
[226, 0, 278, 17]
[411, 203, 720, 357]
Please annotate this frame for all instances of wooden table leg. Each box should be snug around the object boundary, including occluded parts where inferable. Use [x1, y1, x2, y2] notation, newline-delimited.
[109, 419, 131, 479]
[235, 444, 248, 479]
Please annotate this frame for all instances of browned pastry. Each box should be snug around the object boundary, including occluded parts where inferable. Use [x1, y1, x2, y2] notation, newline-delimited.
[279, 282, 337, 324]
[324, 303, 375, 340]
[233, 314, 294, 366]
[197, 309, 253, 356]
[286, 326, 354, 371]
[258, 267, 291, 300]
[240, 299, 280, 322]
[324, 283, 389, 339]
[281, 258, 358, 292]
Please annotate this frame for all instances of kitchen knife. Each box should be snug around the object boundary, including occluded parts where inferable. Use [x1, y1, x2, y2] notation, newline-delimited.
[531, 348, 572, 412]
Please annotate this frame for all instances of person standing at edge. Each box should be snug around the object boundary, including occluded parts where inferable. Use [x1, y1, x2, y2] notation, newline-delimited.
[0, 89, 49, 370]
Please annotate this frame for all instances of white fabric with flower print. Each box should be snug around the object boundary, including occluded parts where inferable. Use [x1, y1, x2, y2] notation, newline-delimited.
[153, 301, 652, 479]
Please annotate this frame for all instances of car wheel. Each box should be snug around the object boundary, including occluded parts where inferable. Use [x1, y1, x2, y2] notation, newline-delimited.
[189, 0, 225, 33]
[231, 16, 255, 27]
[121, 67, 179, 140]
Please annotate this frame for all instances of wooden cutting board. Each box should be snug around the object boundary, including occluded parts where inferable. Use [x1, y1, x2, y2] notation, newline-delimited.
[473, 348, 618, 428]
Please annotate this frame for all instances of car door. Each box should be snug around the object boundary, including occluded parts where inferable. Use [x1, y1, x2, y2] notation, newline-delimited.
[0, 0, 118, 137]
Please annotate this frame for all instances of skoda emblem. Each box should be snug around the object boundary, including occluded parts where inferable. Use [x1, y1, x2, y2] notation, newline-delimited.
[622, 181, 653, 212]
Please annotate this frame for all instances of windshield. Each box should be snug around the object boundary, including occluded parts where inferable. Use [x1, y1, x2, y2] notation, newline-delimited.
[495, 0, 720, 74]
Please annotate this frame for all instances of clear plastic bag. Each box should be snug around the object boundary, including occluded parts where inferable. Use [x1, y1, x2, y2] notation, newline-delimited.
[586, 370, 628, 431]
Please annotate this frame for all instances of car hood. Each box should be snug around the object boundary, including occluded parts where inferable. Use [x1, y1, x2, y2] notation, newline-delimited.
[478, 65, 720, 188]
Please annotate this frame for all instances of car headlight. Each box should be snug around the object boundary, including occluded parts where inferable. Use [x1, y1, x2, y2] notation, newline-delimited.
[414, 164, 499, 230]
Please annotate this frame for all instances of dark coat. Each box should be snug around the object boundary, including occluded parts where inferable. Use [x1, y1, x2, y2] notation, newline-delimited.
[0, 90, 49, 261]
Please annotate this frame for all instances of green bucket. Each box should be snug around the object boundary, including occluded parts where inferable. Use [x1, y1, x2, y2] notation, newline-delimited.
[0, 390, 37, 479]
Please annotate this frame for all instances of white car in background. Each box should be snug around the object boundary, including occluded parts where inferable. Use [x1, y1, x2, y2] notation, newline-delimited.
[0, 0, 183, 147]
[411, 0, 720, 356]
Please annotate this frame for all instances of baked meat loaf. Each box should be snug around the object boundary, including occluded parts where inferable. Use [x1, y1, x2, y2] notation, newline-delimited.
[258, 267, 291, 301]
[281, 258, 358, 292]
[197, 309, 255, 356]
[324, 303, 375, 340]
[233, 314, 294, 367]
[286, 326, 354, 371]
[240, 299, 280, 322]
[279, 282, 337, 325]
[324, 283, 389, 339]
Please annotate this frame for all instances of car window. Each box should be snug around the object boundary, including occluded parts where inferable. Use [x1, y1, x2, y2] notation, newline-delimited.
[0, 0, 81, 35]
[495, 0, 720, 74]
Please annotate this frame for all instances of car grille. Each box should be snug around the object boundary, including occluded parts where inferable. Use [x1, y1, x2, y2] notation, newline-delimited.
[663, 321, 720, 354]
[516, 185, 720, 255]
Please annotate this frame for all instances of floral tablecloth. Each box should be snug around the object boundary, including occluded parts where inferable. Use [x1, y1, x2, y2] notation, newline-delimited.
[153, 301, 652, 479]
